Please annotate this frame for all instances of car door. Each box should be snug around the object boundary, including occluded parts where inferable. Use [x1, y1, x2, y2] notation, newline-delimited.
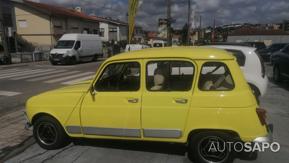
[80, 61, 142, 138]
[141, 59, 195, 139]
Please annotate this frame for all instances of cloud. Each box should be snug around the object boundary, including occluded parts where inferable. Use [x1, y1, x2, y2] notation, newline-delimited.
[39, 0, 289, 30]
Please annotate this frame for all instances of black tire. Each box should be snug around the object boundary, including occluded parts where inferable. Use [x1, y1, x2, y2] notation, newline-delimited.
[188, 131, 234, 163]
[273, 65, 282, 82]
[92, 54, 98, 61]
[33, 115, 70, 150]
[248, 84, 260, 104]
[68, 56, 77, 65]
[49, 60, 57, 65]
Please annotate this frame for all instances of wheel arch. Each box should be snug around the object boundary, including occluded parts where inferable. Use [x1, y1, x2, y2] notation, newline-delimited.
[187, 128, 240, 143]
[32, 112, 61, 126]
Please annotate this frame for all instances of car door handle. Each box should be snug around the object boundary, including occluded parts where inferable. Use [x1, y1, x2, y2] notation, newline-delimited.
[127, 98, 138, 103]
[174, 98, 188, 104]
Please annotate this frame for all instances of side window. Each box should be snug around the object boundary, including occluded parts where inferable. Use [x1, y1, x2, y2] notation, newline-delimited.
[95, 62, 140, 91]
[74, 41, 81, 50]
[226, 49, 246, 66]
[146, 61, 194, 91]
[282, 45, 289, 54]
[199, 62, 234, 91]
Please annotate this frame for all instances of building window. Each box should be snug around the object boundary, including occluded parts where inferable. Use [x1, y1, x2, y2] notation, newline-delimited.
[99, 28, 105, 37]
[109, 27, 117, 32]
[54, 25, 62, 29]
[93, 29, 99, 34]
[18, 20, 28, 28]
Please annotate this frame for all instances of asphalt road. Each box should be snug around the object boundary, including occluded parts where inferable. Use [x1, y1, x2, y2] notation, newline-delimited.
[2, 62, 289, 163]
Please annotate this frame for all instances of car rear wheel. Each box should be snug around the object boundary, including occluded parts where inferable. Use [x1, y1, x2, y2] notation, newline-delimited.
[188, 131, 234, 163]
[33, 116, 70, 150]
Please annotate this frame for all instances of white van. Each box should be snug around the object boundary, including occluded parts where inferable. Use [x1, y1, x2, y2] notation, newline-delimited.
[49, 34, 103, 65]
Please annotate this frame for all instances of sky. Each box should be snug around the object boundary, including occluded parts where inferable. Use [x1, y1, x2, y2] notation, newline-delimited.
[36, 0, 289, 31]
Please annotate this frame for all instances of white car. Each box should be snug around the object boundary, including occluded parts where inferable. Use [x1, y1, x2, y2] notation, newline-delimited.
[125, 44, 150, 52]
[206, 45, 268, 101]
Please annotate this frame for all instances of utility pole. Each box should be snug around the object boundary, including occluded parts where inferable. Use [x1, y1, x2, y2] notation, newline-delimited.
[0, 0, 11, 64]
[187, 0, 191, 45]
[212, 16, 216, 43]
[166, 0, 172, 46]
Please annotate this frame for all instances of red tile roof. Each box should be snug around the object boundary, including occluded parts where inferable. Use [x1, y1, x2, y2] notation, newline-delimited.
[21, 0, 100, 22]
[230, 27, 289, 36]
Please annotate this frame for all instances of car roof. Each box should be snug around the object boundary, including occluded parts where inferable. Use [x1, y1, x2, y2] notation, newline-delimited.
[108, 47, 235, 61]
[206, 45, 256, 51]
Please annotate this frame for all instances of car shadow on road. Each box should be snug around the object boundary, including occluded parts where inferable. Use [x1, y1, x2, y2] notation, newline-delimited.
[72, 138, 258, 162]
[73, 138, 187, 155]
[268, 77, 289, 91]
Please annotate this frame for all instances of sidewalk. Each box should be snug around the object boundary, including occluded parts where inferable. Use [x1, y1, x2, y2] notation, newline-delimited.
[0, 109, 32, 157]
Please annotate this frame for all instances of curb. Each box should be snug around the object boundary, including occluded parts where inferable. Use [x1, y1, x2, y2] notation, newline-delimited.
[0, 61, 49, 69]
[0, 136, 35, 162]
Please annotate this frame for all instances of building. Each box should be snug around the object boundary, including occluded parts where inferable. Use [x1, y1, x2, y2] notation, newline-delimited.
[227, 27, 289, 46]
[1, 0, 16, 53]
[95, 17, 127, 42]
[12, 0, 100, 50]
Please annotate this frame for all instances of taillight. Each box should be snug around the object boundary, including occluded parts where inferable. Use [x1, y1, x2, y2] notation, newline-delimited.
[255, 50, 266, 78]
[256, 108, 267, 126]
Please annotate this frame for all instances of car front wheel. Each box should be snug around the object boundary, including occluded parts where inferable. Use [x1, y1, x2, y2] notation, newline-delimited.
[33, 116, 70, 150]
[188, 131, 234, 163]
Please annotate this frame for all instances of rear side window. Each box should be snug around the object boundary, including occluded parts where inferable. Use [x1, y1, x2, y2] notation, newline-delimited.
[226, 49, 246, 66]
[146, 61, 194, 91]
[199, 62, 234, 91]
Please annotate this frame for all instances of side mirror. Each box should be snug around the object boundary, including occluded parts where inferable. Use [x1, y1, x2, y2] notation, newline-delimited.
[90, 86, 96, 96]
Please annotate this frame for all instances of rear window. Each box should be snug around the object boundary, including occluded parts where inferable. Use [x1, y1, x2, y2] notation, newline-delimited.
[225, 49, 246, 66]
[199, 62, 234, 91]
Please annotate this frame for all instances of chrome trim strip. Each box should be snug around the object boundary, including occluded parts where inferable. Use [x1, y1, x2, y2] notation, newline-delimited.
[82, 127, 141, 137]
[143, 129, 182, 138]
[66, 126, 82, 134]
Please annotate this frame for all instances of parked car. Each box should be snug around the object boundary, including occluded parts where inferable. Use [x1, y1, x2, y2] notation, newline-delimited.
[206, 45, 268, 101]
[25, 47, 272, 163]
[245, 41, 267, 51]
[271, 45, 289, 82]
[125, 44, 150, 52]
[49, 34, 103, 65]
[151, 40, 167, 47]
[258, 43, 288, 62]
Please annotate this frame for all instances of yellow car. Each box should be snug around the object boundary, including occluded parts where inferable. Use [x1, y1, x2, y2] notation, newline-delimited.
[25, 47, 272, 163]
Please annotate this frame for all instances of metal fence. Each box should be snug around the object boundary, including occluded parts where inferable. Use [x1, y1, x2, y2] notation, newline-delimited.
[10, 51, 49, 63]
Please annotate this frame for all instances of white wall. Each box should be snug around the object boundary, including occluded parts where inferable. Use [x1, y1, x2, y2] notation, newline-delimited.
[100, 22, 109, 41]
[227, 35, 289, 46]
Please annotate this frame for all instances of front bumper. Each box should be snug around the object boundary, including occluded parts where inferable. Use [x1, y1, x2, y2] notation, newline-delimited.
[24, 112, 32, 130]
[253, 124, 273, 143]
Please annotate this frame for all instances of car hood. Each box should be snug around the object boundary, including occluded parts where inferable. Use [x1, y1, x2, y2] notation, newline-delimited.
[51, 80, 92, 93]
[50, 49, 71, 54]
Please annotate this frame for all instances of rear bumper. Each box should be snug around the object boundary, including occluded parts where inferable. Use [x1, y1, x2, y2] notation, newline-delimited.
[253, 124, 273, 143]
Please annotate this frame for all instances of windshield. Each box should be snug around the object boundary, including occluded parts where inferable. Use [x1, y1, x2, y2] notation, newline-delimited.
[55, 40, 75, 49]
